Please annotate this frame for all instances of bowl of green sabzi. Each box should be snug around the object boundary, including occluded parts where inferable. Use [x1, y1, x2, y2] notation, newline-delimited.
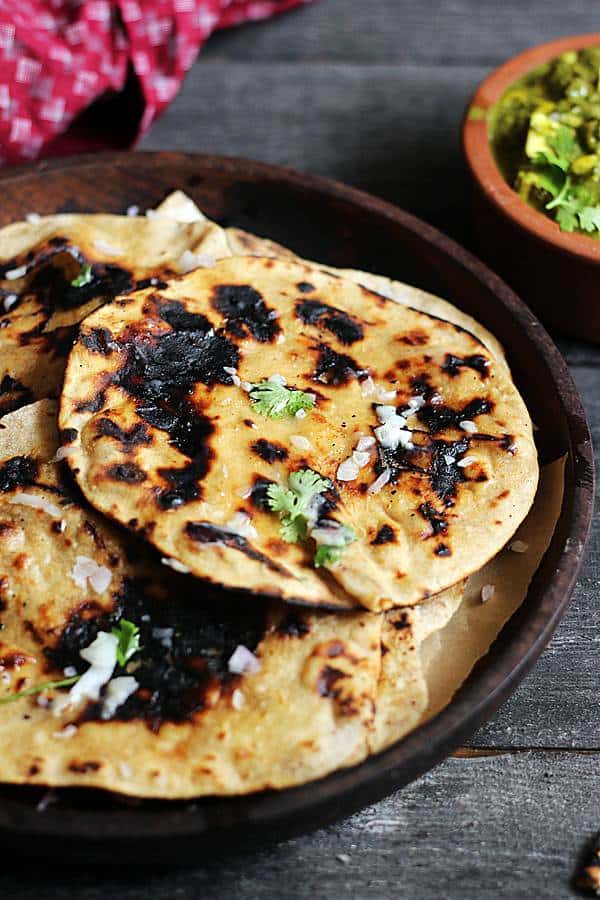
[463, 34, 600, 341]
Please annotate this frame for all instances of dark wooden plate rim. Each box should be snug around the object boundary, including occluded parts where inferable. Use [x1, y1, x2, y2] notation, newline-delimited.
[0, 152, 593, 859]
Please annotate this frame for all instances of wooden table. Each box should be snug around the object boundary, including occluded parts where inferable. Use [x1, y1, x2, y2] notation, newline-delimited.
[4, 3, 599, 897]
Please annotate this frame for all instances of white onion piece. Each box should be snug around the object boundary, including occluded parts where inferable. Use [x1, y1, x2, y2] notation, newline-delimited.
[8, 492, 62, 518]
[368, 468, 391, 494]
[161, 556, 191, 574]
[509, 540, 528, 553]
[337, 458, 359, 481]
[232, 689, 245, 710]
[70, 556, 112, 594]
[4, 264, 27, 280]
[459, 420, 477, 434]
[457, 456, 477, 468]
[93, 240, 124, 256]
[352, 450, 371, 468]
[101, 676, 139, 720]
[228, 645, 261, 675]
[356, 436, 375, 451]
[480, 584, 495, 604]
[290, 434, 311, 451]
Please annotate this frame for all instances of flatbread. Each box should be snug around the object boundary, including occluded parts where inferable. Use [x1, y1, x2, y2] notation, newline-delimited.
[0, 210, 227, 416]
[59, 256, 538, 612]
[0, 401, 462, 797]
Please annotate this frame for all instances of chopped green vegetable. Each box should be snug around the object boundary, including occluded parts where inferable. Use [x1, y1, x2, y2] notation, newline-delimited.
[267, 469, 331, 543]
[111, 619, 141, 667]
[314, 526, 357, 567]
[70, 263, 93, 287]
[249, 379, 315, 419]
[490, 47, 600, 236]
[0, 674, 79, 705]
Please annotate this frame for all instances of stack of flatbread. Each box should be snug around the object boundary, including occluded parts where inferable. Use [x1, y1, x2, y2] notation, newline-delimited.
[0, 191, 539, 798]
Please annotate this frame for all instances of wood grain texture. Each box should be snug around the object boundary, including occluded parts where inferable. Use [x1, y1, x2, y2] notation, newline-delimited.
[9, 0, 600, 897]
[1, 754, 597, 899]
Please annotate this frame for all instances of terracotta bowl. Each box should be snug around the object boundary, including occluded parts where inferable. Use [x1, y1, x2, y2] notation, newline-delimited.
[462, 32, 600, 342]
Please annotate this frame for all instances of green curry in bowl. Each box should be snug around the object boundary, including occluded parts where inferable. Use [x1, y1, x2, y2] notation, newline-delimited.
[490, 47, 600, 236]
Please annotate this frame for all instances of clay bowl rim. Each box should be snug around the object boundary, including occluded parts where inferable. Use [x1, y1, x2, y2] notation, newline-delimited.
[462, 31, 600, 263]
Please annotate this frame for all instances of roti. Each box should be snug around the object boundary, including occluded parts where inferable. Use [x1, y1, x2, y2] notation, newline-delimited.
[59, 256, 538, 611]
[0, 207, 227, 417]
[0, 400, 462, 797]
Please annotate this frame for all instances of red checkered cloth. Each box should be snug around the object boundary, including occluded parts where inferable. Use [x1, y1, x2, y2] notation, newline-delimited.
[0, 0, 310, 164]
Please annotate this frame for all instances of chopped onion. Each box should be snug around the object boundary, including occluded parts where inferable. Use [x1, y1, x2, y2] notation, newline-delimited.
[126, 205, 139, 217]
[101, 676, 139, 720]
[356, 436, 375, 452]
[368, 468, 391, 494]
[360, 376, 376, 397]
[152, 627, 174, 649]
[337, 458, 359, 481]
[311, 523, 352, 547]
[290, 434, 312, 451]
[376, 387, 397, 403]
[4, 264, 27, 280]
[70, 556, 112, 594]
[161, 556, 191, 574]
[63, 631, 118, 710]
[459, 420, 477, 434]
[352, 450, 371, 468]
[480, 584, 495, 604]
[374, 420, 413, 451]
[457, 456, 477, 468]
[8, 492, 62, 518]
[268, 373, 287, 385]
[63, 666, 77, 678]
[232, 689, 245, 710]
[375, 405, 398, 423]
[225, 511, 258, 540]
[228, 645, 261, 675]
[51, 445, 77, 462]
[3, 293, 18, 311]
[26, 212, 41, 224]
[52, 724, 78, 740]
[509, 540, 528, 553]
[443, 454, 455, 466]
[295, 408, 307, 419]
[93, 239, 124, 256]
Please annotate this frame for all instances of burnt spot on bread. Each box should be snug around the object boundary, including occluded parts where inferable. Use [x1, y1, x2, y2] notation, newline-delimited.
[96, 418, 151, 448]
[442, 353, 490, 378]
[251, 439, 288, 463]
[0, 455, 38, 492]
[106, 463, 146, 484]
[0, 375, 34, 416]
[249, 475, 276, 510]
[377, 437, 469, 504]
[212, 284, 280, 342]
[372, 524, 396, 545]
[75, 389, 107, 414]
[313, 343, 368, 386]
[297, 282, 315, 293]
[49, 579, 270, 729]
[68, 760, 102, 773]
[185, 521, 289, 575]
[316, 665, 346, 698]
[296, 299, 364, 345]
[156, 457, 211, 510]
[59, 427, 78, 444]
[434, 543, 451, 557]
[0, 651, 29, 669]
[418, 502, 448, 537]
[391, 612, 410, 630]
[135, 277, 168, 291]
[417, 397, 492, 433]
[80, 327, 115, 355]
[156, 298, 213, 334]
[398, 330, 429, 346]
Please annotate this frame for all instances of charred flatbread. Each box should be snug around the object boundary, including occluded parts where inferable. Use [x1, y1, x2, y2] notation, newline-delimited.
[0, 401, 462, 797]
[0, 209, 227, 416]
[59, 257, 538, 611]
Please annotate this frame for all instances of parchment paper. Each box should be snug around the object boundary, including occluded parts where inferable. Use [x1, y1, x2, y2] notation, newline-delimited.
[420, 457, 566, 719]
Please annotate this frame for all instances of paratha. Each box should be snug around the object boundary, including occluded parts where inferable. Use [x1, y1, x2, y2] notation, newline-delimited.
[0, 208, 227, 416]
[59, 256, 538, 612]
[0, 400, 462, 797]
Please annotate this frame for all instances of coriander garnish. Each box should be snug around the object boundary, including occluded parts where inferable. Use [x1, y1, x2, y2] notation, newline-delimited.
[314, 525, 357, 567]
[111, 619, 141, 667]
[249, 379, 315, 419]
[267, 469, 330, 543]
[70, 263, 93, 287]
[0, 675, 79, 705]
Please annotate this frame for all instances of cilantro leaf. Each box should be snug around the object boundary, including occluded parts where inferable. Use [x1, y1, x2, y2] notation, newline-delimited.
[267, 469, 331, 543]
[0, 674, 79, 705]
[545, 125, 579, 171]
[577, 206, 600, 233]
[314, 525, 357, 567]
[111, 619, 141, 667]
[249, 380, 315, 419]
[70, 263, 93, 288]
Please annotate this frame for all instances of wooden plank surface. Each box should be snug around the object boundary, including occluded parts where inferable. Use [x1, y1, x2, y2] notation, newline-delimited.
[11, 1, 600, 897]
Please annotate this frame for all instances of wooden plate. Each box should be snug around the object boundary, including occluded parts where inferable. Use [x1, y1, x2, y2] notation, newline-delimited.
[0, 152, 593, 864]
